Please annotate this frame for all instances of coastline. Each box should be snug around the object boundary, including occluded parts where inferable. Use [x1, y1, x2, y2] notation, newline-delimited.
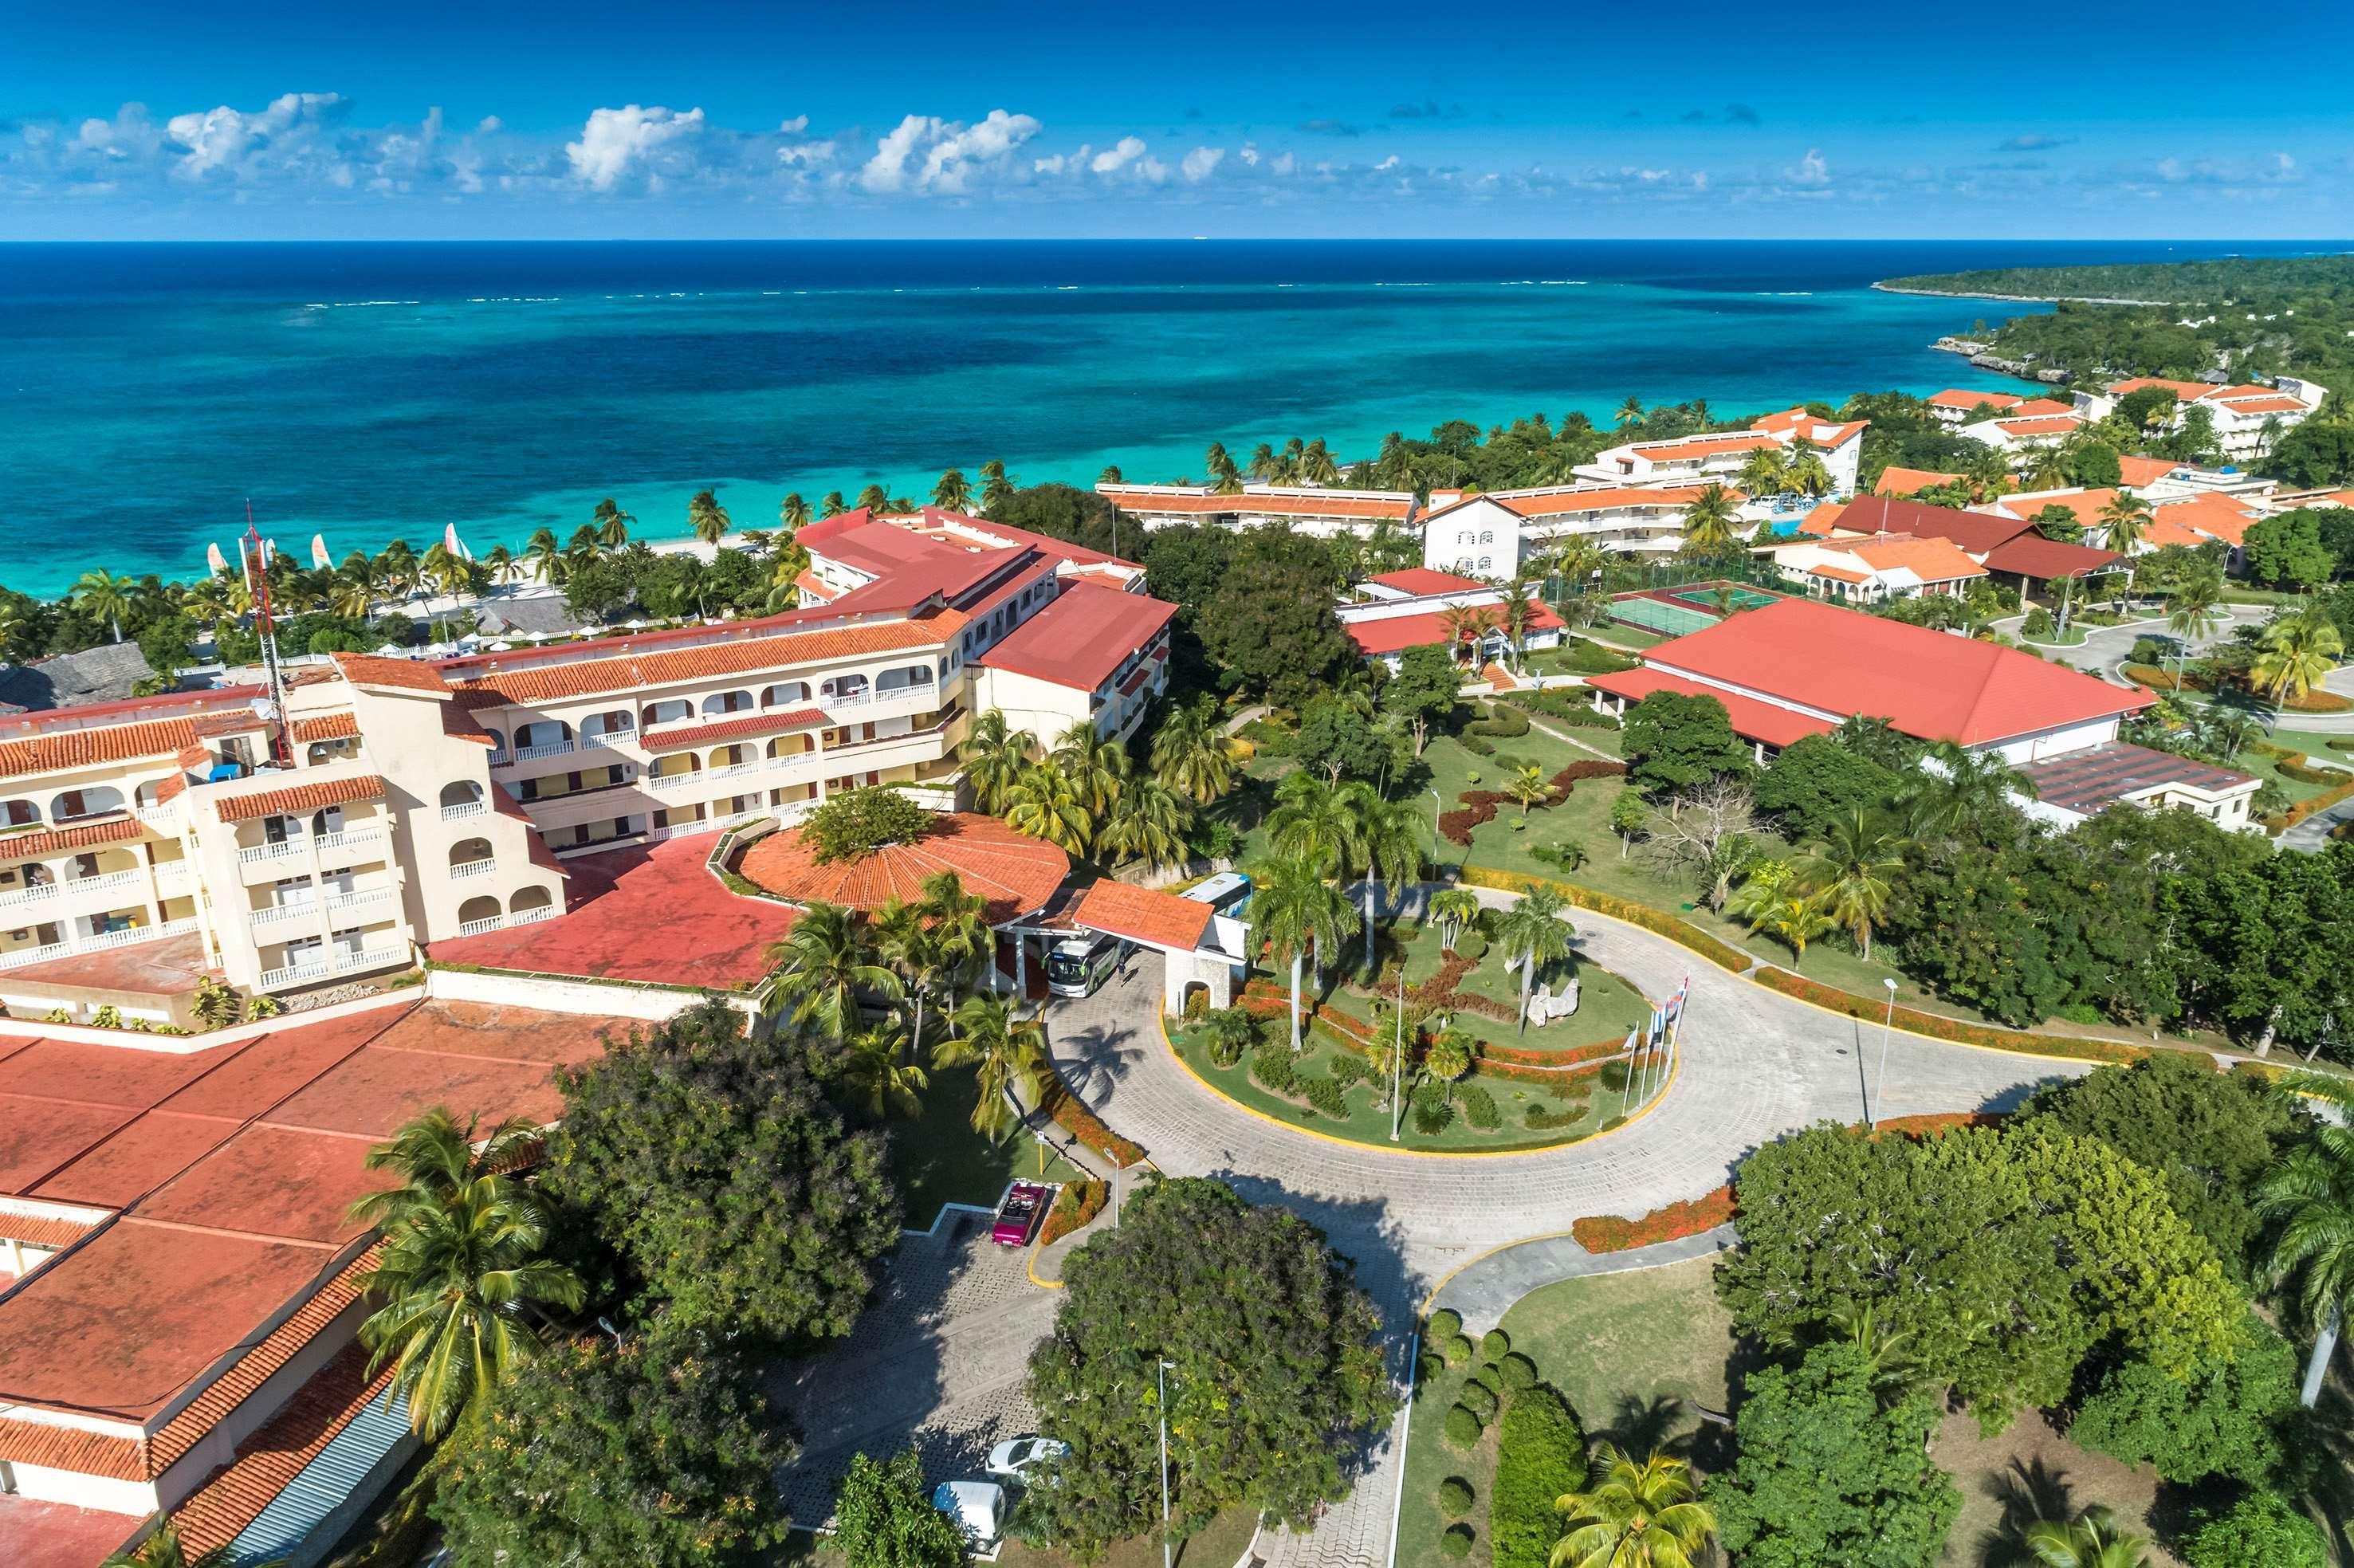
[1871, 281, 2175, 306]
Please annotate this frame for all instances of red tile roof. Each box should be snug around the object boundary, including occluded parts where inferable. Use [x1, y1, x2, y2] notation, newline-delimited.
[1990, 415, 2085, 437]
[0, 1413, 145, 1482]
[289, 711, 358, 744]
[2107, 376, 2214, 401]
[453, 616, 955, 708]
[1363, 568, 1487, 595]
[439, 702, 499, 747]
[2114, 454, 2179, 487]
[1927, 389, 2022, 411]
[1097, 486, 1414, 521]
[171, 1341, 395, 1559]
[1874, 467, 1959, 497]
[1071, 880, 1212, 953]
[0, 717, 199, 781]
[2004, 398, 2076, 418]
[1980, 534, 2124, 581]
[214, 774, 385, 824]
[1486, 485, 1723, 518]
[0, 1208, 104, 1250]
[0, 815, 144, 862]
[642, 707, 830, 753]
[977, 583, 1178, 692]
[1344, 599, 1566, 658]
[2154, 491, 2263, 546]
[1585, 668, 1836, 750]
[739, 812, 1070, 924]
[329, 652, 452, 695]
[1819, 535, 1986, 582]
[2215, 395, 2307, 415]
[1635, 596, 2149, 746]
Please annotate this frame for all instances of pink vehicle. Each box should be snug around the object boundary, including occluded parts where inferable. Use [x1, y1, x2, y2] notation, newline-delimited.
[992, 1181, 1050, 1246]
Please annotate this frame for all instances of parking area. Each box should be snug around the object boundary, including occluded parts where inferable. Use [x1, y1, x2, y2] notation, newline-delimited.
[768, 1212, 1058, 1531]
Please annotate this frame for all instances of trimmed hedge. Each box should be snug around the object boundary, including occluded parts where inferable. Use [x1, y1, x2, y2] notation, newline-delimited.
[1570, 1186, 1735, 1253]
[1480, 1329, 1511, 1361]
[1525, 1101, 1586, 1131]
[1444, 1404, 1483, 1449]
[1439, 1526, 1475, 1560]
[1749, 965, 2148, 1064]
[1039, 1066, 1148, 1168]
[2262, 772, 2354, 831]
[2278, 757, 2352, 785]
[1039, 1177, 1108, 1246]
[1488, 1385, 1586, 1568]
[1460, 1084, 1500, 1130]
[1458, 1381, 1499, 1421]
[1498, 1353, 1539, 1391]
[1425, 1308, 1464, 1342]
[1438, 1477, 1476, 1519]
[1457, 867, 1755, 973]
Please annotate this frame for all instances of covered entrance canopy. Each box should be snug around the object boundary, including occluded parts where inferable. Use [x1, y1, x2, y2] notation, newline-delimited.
[1069, 880, 1250, 1016]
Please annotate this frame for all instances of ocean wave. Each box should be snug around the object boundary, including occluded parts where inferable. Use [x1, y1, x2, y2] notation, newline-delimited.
[301, 300, 421, 309]
[1758, 291, 1814, 297]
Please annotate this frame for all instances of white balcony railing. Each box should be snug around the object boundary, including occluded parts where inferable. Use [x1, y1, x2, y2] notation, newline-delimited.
[441, 800, 487, 821]
[72, 869, 142, 895]
[136, 804, 179, 828]
[260, 958, 329, 988]
[238, 837, 306, 865]
[710, 763, 758, 780]
[0, 941, 73, 970]
[0, 882, 59, 912]
[80, 917, 199, 953]
[450, 859, 497, 880]
[577, 732, 626, 751]
[334, 943, 407, 974]
[313, 826, 383, 858]
[504, 740, 575, 764]
[250, 902, 319, 929]
[457, 914, 505, 937]
[326, 890, 394, 917]
[650, 773, 699, 792]
[509, 903, 558, 926]
[155, 862, 191, 890]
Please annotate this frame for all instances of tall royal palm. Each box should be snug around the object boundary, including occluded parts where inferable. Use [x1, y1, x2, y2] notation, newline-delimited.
[1150, 701, 1235, 805]
[348, 1108, 584, 1440]
[1346, 784, 1425, 973]
[1897, 741, 2028, 841]
[2256, 1074, 2354, 1406]
[1252, 851, 1361, 1051]
[1494, 886, 1575, 1035]
[1267, 771, 1359, 879]
[1548, 1444, 1716, 1568]
[963, 710, 1035, 815]
[932, 469, 975, 512]
[1430, 886, 1483, 951]
[2097, 492, 2153, 555]
[1792, 810, 1909, 961]
[764, 900, 901, 1040]
[934, 992, 1050, 1141]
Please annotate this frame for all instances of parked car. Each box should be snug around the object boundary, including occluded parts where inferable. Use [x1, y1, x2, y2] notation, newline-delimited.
[933, 1479, 1012, 1551]
[992, 1181, 1050, 1247]
[987, 1434, 1069, 1483]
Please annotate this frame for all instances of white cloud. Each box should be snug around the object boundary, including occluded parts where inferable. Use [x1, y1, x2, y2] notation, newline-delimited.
[1182, 146, 1225, 183]
[1090, 136, 1146, 175]
[863, 109, 1039, 193]
[165, 92, 347, 180]
[779, 114, 810, 135]
[566, 104, 704, 190]
[1373, 155, 1399, 172]
[1239, 143, 1260, 167]
[1786, 147, 1829, 186]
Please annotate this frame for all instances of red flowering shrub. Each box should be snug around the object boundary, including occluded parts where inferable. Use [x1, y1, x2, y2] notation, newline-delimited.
[1570, 1186, 1735, 1253]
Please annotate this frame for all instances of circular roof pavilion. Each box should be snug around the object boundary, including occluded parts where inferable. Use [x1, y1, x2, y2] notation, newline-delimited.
[736, 811, 1071, 925]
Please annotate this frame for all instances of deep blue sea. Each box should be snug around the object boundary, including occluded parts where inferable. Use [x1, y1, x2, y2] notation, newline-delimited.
[0, 239, 2327, 596]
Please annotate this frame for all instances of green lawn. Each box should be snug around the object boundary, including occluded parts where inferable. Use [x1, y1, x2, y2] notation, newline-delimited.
[885, 1065, 1083, 1229]
[1581, 623, 1672, 651]
[1319, 919, 1654, 1060]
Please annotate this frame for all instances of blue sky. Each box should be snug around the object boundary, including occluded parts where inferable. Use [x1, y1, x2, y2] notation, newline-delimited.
[6, 0, 2351, 239]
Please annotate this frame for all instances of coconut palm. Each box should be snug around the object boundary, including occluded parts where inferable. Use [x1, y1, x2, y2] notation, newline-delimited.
[933, 992, 1050, 1140]
[1247, 442, 1279, 481]
[1896, 741, 2030, 841]
[2097, 492, 2152, 554]
[2021, 1507, 2151, 1568]
[979, 459, 1016, 512]
[1751, 888, 1837, 969]
[963, 709, 1036, 815]
[932, 469, 975, 512]
[1785, 451, 1833, 499]
[687, 489, 732, 545]
[1302, 438, 1340, 485]
[1150, 701, 1236, 804]
[1790, 810, 1910, 961]
[780, 491, 813, 529]
[1004, 762, 1095, 857]
[870, 897, 941, 1052]
[348, 1109, 585, 1440]
[1504, 764, 1552, 819]
[1613, 395, 1645, 430]
[1438, 602, 1495, 666]
[2165, 575, 2226, 680]
[1099, 776, 1192, 873]
[1098, 464, 1124, 485]
[839, 1023, 926, 1118]
[919, 870, 992, 1006]
[1346, 784, 1425, 973]
[328, 568, 375, 621]
[1267, 771, 1358, 876]
[1737, 446, 1790, 498]
[819, 490, 847, 519]
[73, 568, 136, 643]
[591, 497, 635, 548]
[1204, 442, 1243, 495]
[1548, 1444, 1716, 1568]
[1430, 887, 1483, 951]
[1680, 485, 1742, 552]
[1494, 885, 1575, 1035]
[481, 544, 515, 585]
[103, 1516, 278, 1568]
[2256, 1075, 2354, 1406]
[1252, 851, 1361, 1051]
[2253, 607, 2344, 705]
[1051, 720, 1130, 818]
[1499, 592, 1540, 669]
[764, 900, 901, 1040]
[2024, 442, 2070, 492]
[522, 527, 564, 584]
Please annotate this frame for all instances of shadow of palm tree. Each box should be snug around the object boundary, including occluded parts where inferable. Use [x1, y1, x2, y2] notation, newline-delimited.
[1975, 1454, 2077, 1568]
[1597, 1392, 1689, 1459]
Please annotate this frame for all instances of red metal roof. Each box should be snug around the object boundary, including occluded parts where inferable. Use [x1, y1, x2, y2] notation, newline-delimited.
[1363, 568, 1487, 595]
[1839, 494, 2030, 555]
[1344, 599, 1565, 658]
[977, 583, 1178, 692]
[1635, 596, 2149, 746]
[739, 812, 1070, 925]
[1980, 534, 2124, 581]
[1071, 880, 1212, 953]
[1584, 668, 1836, 749]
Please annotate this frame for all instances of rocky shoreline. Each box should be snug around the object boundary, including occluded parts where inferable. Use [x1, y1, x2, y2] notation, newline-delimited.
[1873, 281, 2173, 307]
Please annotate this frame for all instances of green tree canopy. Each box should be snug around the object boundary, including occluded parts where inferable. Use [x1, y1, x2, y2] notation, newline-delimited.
[1710, 1342, 1959, 1568]
[802, 786, 936, 865]
[431, 1336, 792, 1567]
[2242, 510, 2335, 589]
[1754, 733, 1901, 841]
[2182, 1490, 2330, 1568]
[835, 1448, 969, 1568]
[2069, 1311, 2301, 1484]
[1021, 1177, 1389, 1557]
[1196, 526, 1355, 707]
[1622, 690, 1751, 798]
[550, 1000, 901, 1342]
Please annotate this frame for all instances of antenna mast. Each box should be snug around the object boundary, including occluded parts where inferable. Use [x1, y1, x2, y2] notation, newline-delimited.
[241, 501, 294, 769]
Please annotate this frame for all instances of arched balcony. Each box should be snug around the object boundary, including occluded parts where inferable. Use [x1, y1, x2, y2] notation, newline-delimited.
[512, 719, 575, 760]
[439, 780, 486, 820]
[2, 800, 41, 828]
[509, 885, 556, 924]
[457, 894, 504, 934]
[820, 673, 870, 707]
[701, 690, 754, 717]
[449, 836, 495, 879]
[642, 698, 694, 729]
[49, 785, 125, 824]
[761, 681, 811, 708]
[876, 664, 934, 695]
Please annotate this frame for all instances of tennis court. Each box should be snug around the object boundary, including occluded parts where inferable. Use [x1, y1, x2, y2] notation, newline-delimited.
[1671, 586, 1781, 611]
[1609, 596, 1719, 636]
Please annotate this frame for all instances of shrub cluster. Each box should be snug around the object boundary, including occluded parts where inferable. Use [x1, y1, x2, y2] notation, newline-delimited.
[1510, 687, 1625, 727]
[1489, 1385, 1586, 1568]
[1525, 1100, 1585, 1131]
[1039, 1177, 1109, 1246]
[1300, 1074, 1350, 1118]
[1039, 1067, 1148, 1168]
[1252, 1040, 1299, 1096]
[1443, 1403, 1483, 1448]
[1748, 965, 2148, 1064]
[1456, 867, 1755, 973]
[1437, 1477, 1476, 1518]
[1466, 705, 1531, 739]
[1460, 1084, 1500, 1130]
[1570, 1185, 1736, 1252]
[1439, 1525, 1475, 1559]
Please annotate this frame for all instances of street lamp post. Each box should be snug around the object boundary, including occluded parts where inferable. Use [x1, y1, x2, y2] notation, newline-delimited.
[1427, 788, 1442, 839]
[1870, 977, 1898, 1127]
[1157, 1358, 1177, 1568]
[1389, 962, 1406, 1142]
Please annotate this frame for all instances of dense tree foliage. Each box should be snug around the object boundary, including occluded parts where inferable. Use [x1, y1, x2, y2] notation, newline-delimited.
[1487, 1385, 1586, 1568]
[2182, 1490, 2331, 1568]
[835, 1449, 969, 1568]
[2069, 1312, 2300, 1484]
[984, 482, 1123, 556]
[1190, 526, 1357, 707]
[800, 785, 936, 864]
[1621, 690, 1751, 797]
[432, 1336, 793, 1567]
[1753, 733, 1902, 840]
[1022, 1177, 1389, 1557]
[550, 1000, 900, 1344]
[1711, 1343, 1959, 1568]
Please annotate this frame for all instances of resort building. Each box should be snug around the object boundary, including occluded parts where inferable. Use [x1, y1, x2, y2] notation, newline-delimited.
[1582, 596, 2257, 826]
[1785, 494, 2122, 599]
[1335, 570, 1566, 670]
[1956, 407, 2089, 452]
[1873, 466, 1961, 497]
[1416, 484, 1722, 576]
[1765, 534, 1987, 603]
[1574, 409, 1867, 495]
[1924, 388, 2031, 427]
[0, 509, 1174, 1009]
[2075, 377, 2327, 462]
[1091, 483, 1423, 540]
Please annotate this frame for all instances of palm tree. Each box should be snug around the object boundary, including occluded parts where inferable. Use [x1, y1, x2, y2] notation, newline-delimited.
[1548, 1444, 1716, 1568]
[1251, 851, 1361, 1050]
[1098, 464, 1124, 485]
[1613, 395, 1645, 430]
[2256, 1075, 2354, 1406]
[978, 460, 1016, 513]
[963, 710, 1036, 815]
[1100, 776, 1192, 873]
[1302, 438, 1340, 485]
[1051, 720, 1131, 817]
[1247, 442, 1279, 481]
[1438, 602, 1495, 666]
[931, 469, 975, 512]
[1897, 741, 2028, 840]
[481, 544, 515, 585]
[2165, 574, 2225, 681]
[591, 497, 635, 548]
[1504, 764, 1552, 819]
[819, 490, 847, 518]
[933, 992, 1049, 1140]
[1346, 784, 1425, 973]
[1430, 887, 1483, 952]
[841, 1023, 927, 1118]
[2097, 492, 2153, 554]
[764, 900, 901, 1039]
[688, 489, 733, 545]
[2024, 443, 2070, 491]
[1785, 451, 1833, 499]
[2021, 1507, 2151, 1568]
[103, 1516, 277, 1568]
[523, 527, 564, 584]
[1495, 886, 1574, 1035]
[328, 568, 375, 621]
[73, 568, 136, 643]
[1005, 762, 1095, 858]
[1790, 810, 1909, 961]
[1737, 446, 1790, 498]
[1753, 888, 1837, 969]
[870, 897, 941, 1052]
[1268, 771, 1358, 875]
[348, 1109, 585, 1440]
[780, 492, 813, 529]
[919, 870, 992, 1007]
[1150, 701, 1236, 804]
[1422, 1027, 1474, 1091]
[2253, 608, 2344, 705]
[1500, 592, 1539, 670]
[1680, 484, 1741, 552]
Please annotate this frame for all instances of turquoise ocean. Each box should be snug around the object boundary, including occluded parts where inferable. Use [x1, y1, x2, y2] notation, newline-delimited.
[0, 239, 2311, 597]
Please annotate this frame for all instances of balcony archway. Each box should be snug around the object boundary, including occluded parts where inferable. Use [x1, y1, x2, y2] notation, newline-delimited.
[439, 780, 485, 811]
[458, 894, 502, 926]
[642, 698, 693, 728]
[49, 785, 124, 823]
[701, 690, 754, 717]
[761, 681, 811, 708]
[509, 885, 556, 916]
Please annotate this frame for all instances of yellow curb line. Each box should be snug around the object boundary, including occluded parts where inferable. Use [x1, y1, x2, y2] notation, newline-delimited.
[1026, 1233, 1063, 1290]
[1153, 1003, 1681, 1161]
[1416, 1224, 1587, 1315]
